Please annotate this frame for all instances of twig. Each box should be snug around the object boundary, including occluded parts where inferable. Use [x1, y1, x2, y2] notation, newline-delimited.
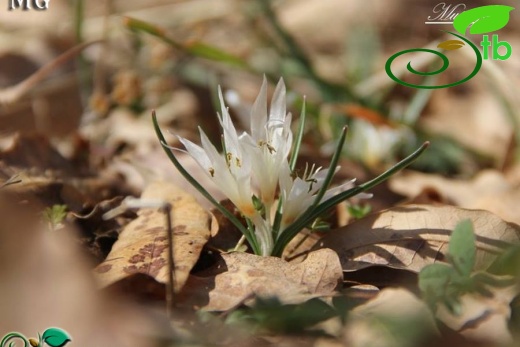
[0, 175, 22, 189]
[0, 40, 103, 106]
[161, 202, 175, 318]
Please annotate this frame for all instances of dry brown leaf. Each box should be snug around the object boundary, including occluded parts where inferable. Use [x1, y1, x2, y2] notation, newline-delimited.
[112, 146, 226, 210]
[436, 285, 517, 345]
[95, 181, 212, 292]
[390, 170, 511, 206]
[314, 204, 520, 272]
[471, 188, 520, 228]
[390, 170, 520, 225]
[181, 248, 342, 311]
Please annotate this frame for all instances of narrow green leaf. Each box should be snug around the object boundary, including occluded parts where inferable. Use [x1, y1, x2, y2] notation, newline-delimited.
[310, 126, 348, 208]
[271, 141, 430, 257]
[41, 328, 71, 347]
[124, 17, 250, 69]
[289, 98, 306, 171]
[449, 219, 476, 277]
[453, 5, 514, 35]
[184, 42, 250, 69]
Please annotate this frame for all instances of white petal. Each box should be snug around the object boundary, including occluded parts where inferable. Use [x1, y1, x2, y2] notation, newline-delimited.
[251, 76, 268, 141]
[199, 128, 227, 171]
[177, 136, 212, 172]
[270, 78, 286, 123]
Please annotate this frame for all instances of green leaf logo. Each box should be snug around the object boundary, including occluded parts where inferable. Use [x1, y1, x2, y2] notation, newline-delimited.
[453, 5, 514, 35]
[41, 328, 71, 347]
[437, 39, 465, 50]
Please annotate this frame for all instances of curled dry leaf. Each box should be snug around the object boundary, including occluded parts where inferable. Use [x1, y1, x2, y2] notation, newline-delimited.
[314, 204, 520, 273]
[95, 181, 212, 292]
[181, 248, 343, 311]
[390, 170, 520, 225]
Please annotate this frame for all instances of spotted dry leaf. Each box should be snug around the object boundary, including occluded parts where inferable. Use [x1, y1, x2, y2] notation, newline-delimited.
[186, 248, 343, 311]
[95, 181, 212, 292]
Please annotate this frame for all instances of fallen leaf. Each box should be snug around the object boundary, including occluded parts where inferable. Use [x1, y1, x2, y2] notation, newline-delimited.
[390, 170, 520, 225]
[436, 285, 517, 345]
[95, 181, 212, 292]
[115, 146, 227, 210]
[180, 248, 343, 311]
[0, 133, 85, 176]
[314, 204, 520, 272]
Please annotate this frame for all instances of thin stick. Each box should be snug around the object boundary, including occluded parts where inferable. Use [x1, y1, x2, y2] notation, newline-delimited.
[0, 175, 21, 189]
[0, 40, 103, 105]
[161, 202, 175, 318]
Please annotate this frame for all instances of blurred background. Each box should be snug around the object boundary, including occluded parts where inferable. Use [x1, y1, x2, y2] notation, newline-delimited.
[0, 0, 518, 175]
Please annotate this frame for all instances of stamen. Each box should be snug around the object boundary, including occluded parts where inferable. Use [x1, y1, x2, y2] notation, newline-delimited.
[226, 152, 233, 168]
[209, 167, 215, 177]
[306, 178, 318, 192]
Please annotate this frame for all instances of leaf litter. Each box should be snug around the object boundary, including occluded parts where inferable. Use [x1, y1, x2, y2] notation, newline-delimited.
[95, 181, 213, 292]
[1, 1, 520, 346]
[315, 204, 520, 273]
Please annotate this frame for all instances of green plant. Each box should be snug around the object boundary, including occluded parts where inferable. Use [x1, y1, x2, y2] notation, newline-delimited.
[419, 219, 515, 313]
[347, 203, 372, 220]
[42, 205, 68, 232]
[153, 78, 428, 256]
[225, 297, 338, 334]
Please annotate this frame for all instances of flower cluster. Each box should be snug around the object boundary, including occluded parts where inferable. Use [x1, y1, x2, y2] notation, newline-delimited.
[176, 78, 369, 256]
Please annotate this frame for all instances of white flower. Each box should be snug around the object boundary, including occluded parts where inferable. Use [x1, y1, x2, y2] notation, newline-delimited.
[176, 77, 369, 256]
[349, 120, 408, 169]
[241, 77, 293, 208]
[177, 88, 256, 217]
[278, 163, 369, 231]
